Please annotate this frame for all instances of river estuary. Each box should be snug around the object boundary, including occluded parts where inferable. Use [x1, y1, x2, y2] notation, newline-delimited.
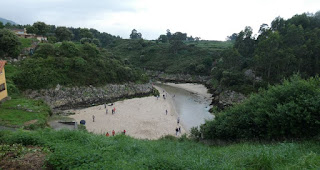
[156, 83, 214, 131]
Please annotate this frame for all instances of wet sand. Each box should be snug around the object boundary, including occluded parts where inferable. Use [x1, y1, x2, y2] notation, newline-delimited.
[67, 86, 185, 140]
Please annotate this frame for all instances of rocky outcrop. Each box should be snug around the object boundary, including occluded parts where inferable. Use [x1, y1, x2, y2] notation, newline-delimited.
[146, 70, 210, 84]
[211, 90, 246, 110]
[24, 83, 153, 111]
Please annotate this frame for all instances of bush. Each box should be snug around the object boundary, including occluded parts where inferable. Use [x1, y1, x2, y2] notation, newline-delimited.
[201, 75, 320, 140]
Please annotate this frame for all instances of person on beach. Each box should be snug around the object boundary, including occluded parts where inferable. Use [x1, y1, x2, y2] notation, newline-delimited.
[178, 126, 181, 134]
[176, 128, 179, 136]
[112, 130, 115, 136]
[106, 132, 109, 137]
[104, 103, 106, 108]
[163, 94, 166, 99]
[123, 130, 126, 135]
[92, 115, 95, 122]
[166, 109, 168, 115]
[114, 107, 116, 114]
[177, 117, 180, 124]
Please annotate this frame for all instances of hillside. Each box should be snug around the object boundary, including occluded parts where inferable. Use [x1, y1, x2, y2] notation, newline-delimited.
[0, 17, 17, 25]
[108, 39, 232, 75]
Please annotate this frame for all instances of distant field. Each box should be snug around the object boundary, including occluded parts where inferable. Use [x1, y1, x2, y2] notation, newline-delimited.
[184, 40, 233, 51]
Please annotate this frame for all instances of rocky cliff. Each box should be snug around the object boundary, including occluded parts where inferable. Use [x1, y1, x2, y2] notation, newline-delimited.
[24, 83, 154, 111]
[147, 71, 210, 84]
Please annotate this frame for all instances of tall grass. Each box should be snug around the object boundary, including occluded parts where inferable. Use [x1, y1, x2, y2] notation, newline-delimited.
[0, 129, 319, 169]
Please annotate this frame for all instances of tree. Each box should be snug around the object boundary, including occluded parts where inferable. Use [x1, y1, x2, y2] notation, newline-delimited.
[158, 34, 168, 43]
[226, 33, 238, 41]
[0, 22, 4, 29]
[80, 28, 93, 39]
[234, 26, 255, 58]
[171, 32, 187, 41]
[59, 41, 79, 58]
[33, 43, 55, 58]
[55, 27, 73, 42]
[32, 21, 49, 36]
[166, 29, 172, 40]
[130, 29, 142, 39]
[0, 29, 21, 58]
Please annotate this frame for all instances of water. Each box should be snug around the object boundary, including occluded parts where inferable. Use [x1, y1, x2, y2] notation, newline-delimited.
[156, 83, 214, 131]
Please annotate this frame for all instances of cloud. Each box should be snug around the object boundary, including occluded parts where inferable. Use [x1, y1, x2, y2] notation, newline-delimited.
[0, 0, 319, 40]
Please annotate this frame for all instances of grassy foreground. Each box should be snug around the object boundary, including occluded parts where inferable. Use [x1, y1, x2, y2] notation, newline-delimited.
[0, 96, 50, 129]
[1, 129, 319, 169]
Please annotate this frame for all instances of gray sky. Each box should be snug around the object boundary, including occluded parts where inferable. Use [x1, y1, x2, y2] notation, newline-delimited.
[1, 0, 319, 40]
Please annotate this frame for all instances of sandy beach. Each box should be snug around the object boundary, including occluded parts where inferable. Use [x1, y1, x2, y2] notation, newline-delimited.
[67, 86, 185, 140]
[164, 83, 212, 99]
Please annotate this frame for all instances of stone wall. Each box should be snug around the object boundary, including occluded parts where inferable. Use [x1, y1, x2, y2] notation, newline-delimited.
[24, 83, 153, 111]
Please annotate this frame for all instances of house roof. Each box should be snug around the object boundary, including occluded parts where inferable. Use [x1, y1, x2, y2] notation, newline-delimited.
[0, 60, 7, 71]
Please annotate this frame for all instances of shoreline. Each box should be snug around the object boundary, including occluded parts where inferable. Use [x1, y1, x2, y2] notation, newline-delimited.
[66, 85, 186, 140]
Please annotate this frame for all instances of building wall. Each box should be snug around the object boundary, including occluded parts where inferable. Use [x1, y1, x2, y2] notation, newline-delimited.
[0, 67, 8, 101]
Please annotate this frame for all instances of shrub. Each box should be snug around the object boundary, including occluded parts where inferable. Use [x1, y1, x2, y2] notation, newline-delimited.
[201, 75, 320, 140]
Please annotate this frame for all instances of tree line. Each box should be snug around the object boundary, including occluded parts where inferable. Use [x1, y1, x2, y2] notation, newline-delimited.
[212, 11, 320, 94]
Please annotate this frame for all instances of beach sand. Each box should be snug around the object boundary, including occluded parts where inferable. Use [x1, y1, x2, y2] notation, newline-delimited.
[164, 83, 212, 99]
[67, 86, 185, 140]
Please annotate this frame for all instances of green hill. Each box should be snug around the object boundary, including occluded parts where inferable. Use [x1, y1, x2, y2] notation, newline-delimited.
[107, 39, 233, 75]
[0, 17, 17, 25]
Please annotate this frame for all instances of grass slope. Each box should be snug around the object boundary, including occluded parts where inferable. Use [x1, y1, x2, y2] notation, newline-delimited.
[1, 130, 319, 169]
[0, 97, 50, 129]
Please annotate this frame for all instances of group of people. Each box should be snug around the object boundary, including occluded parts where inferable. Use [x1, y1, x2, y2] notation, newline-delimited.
[104, 103, 116, 115]
[92, 103, 117, 122]
[105, 130, 126, 137]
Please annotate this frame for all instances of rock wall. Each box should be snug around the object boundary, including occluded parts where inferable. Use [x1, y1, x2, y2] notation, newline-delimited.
[146, 70, 210, 84]
[211, 90, 246, 110]
[24, 83, 153, 111]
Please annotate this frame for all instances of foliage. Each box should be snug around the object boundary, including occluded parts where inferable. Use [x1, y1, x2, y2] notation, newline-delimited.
[13, 41, 148, 90]
[108, 39, 232, 75]
[130, 29, 142, 39]
[55, 26, 73, 42]
[0, 130, 320, 169]
[0, 29, 21, 58]
[28, 22, 49, 36]
[201, 75, 320, 140]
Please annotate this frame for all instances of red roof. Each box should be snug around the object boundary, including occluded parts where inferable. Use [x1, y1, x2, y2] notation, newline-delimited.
[0, 60, 7, 71]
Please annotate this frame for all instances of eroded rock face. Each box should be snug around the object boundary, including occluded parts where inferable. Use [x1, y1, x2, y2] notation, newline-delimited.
[24, 83, 153, 111]
[212, 90, 246, 110]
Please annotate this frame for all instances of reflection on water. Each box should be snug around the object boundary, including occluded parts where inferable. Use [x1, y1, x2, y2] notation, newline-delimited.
[156, 83, 214, 131]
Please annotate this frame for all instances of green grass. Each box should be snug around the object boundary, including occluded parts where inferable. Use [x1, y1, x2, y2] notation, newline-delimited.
[0, 129, 319, 169]
[19, 38, 36, 48]
[0, 97, 50, 128]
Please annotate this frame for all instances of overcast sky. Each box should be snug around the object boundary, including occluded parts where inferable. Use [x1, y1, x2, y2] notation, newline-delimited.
[0, 0, 319, 40]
